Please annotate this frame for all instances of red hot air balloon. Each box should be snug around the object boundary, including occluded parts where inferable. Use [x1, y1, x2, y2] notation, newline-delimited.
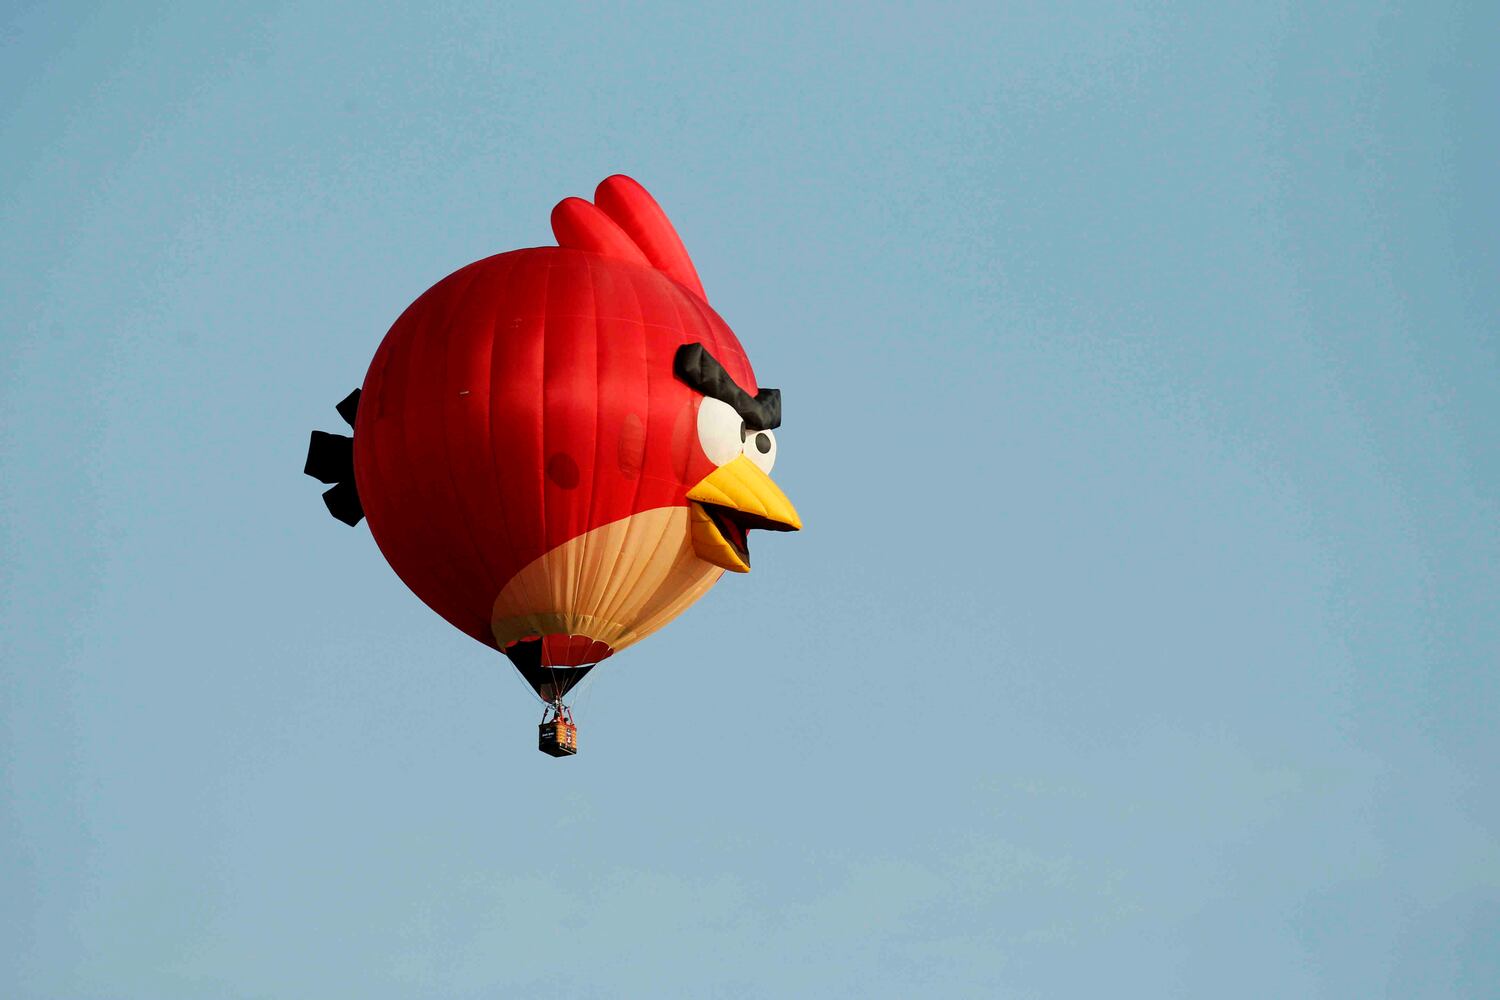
[304, 175, 801, 755]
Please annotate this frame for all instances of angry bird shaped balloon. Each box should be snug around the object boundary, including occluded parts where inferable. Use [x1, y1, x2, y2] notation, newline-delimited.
[304, 175, 801, 752]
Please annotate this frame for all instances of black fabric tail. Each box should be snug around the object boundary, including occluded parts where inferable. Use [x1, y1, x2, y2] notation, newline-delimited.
[304, 389, 364, 526]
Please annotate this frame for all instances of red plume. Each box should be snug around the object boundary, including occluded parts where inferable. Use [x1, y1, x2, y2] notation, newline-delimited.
[549, 175, 708, 302]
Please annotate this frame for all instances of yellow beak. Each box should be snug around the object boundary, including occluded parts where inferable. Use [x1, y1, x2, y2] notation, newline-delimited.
[685, 454, 802, 573]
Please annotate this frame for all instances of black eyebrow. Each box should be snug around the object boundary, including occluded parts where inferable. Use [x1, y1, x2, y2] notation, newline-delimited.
[673, 343, 781, 430]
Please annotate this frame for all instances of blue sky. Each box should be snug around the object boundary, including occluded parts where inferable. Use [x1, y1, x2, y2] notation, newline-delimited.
[2, 2, 1496, 997]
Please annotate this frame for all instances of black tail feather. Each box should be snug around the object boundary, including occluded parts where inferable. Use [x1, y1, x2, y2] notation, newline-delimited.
[304, 430, 353, 484]
[321, 479, 364, 526]
[335, 388, 361, 426]
[305, 389, 364, 526]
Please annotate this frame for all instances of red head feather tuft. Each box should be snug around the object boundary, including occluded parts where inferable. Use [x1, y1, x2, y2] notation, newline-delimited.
[549, 197, 652, 267]
[550, 176, 708, 302]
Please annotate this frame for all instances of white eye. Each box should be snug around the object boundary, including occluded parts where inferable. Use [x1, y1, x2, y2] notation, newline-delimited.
[744, 427, 776, 473]
[696, 397, 744, 466]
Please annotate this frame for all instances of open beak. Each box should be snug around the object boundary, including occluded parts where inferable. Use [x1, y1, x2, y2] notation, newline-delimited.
[686, 454, 802, 573]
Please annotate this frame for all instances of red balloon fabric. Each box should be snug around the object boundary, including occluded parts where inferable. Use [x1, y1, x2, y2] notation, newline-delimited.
[343, 176, 797, 697]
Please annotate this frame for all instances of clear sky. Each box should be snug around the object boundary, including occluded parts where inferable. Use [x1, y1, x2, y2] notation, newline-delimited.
[2, 3, 1496, 997]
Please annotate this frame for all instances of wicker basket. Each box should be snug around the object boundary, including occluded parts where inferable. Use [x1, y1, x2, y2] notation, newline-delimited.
[538, 718, 578, 757]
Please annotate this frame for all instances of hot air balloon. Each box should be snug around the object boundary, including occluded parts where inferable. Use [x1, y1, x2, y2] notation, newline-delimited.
[303, 175, 801, 756]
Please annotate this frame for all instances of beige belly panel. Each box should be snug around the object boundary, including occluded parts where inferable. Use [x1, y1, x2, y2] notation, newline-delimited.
[490, 506, 723, 654]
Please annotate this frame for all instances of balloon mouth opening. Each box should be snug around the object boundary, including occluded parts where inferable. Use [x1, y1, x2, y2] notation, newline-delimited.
[502, 634, 614, 702]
